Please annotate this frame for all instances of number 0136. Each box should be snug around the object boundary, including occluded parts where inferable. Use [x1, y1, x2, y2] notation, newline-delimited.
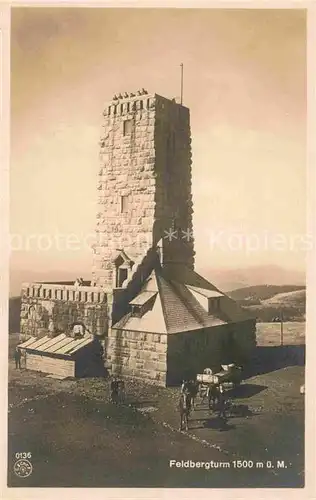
[15, 452, 32, 459]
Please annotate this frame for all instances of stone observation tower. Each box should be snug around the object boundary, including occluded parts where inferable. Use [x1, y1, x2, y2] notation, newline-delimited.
[92, 90, 194, 289]
[19, 89, 256, 386]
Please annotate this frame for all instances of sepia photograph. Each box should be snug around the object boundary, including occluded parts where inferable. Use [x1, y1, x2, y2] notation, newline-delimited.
[7, 6, 306, 489]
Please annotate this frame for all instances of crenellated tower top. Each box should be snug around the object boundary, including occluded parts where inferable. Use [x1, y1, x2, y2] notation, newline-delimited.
[103, 90, 189, 118]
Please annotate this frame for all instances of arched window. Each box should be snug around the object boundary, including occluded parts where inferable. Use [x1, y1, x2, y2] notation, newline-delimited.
[72, 322, 85, 338]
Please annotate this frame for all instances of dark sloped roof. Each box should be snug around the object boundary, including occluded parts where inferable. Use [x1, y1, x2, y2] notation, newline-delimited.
[156, 274, 205, 333]
[112, 252, 253, 334]
[113, 268, 253, 335]
[167, 279, 225, 329]
[163, 264, 253, 323]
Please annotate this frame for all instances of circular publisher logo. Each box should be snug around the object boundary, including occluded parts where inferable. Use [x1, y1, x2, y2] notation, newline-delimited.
[13, 458, 33, 478]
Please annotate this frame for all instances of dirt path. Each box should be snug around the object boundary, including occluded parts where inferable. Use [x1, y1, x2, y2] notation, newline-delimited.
[8, 361, 304, 487]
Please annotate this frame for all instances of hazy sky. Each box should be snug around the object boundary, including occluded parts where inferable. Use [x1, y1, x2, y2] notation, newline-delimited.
[10, 8, 306, 275]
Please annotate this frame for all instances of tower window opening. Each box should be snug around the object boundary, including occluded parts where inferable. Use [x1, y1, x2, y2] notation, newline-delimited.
[120, 195, 129, 213]
[123, 119, 133, 136]
[116, 267, 128, 288]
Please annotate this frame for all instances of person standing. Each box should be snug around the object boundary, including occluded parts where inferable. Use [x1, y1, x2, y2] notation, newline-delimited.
[189, 379, 198, 410]
[217, 384, 227, 420]
[110, 377, 119, 404]
[180, 380, 186, 394]
[14, 347, 22, 369]
[209, 383, 219, 409]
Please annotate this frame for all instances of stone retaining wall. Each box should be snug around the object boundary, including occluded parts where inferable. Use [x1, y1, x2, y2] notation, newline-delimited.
[20, 282, 109, 338]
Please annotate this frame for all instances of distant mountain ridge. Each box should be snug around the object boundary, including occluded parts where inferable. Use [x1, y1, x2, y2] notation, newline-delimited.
[198, 265, 305, 292]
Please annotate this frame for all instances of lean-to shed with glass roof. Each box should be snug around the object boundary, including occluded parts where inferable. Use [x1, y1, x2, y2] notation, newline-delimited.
[18, 334, 104, 378]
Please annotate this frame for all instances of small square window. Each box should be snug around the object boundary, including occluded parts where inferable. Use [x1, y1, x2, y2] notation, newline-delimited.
[123, 119, 133, 136]
[208, 297, 220, 314]
[131, 305, 142, 318]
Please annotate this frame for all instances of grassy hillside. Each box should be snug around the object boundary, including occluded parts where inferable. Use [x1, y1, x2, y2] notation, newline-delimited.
[256, 321, 305, 346]
[263, 289, 306, 307]
[227, 284, 305, 302]
[227, 285, 306, 322]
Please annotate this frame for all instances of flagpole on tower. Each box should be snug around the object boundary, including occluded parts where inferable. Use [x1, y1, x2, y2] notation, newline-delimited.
[180, 63, 184, 105]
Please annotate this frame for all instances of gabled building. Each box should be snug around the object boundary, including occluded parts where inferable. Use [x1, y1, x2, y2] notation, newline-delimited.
[19, 90, 256, 384]
[107, 249, 255, 386]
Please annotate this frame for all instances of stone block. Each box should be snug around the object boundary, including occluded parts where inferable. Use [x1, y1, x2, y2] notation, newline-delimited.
[155, 342, 167, 353]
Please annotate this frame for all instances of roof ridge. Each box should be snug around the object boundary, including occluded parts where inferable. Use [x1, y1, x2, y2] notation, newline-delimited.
[188, 269, 228, 296]
[157, 272, 203, 332]
[186, 284, 223, 296]
[170, 280, 206, 327]
[155, 271, 169, 332]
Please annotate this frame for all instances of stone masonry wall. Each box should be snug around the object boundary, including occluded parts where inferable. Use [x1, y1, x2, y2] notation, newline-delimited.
[154, 96, 194, 268]
[108, 328, 167, 386]
[92, 93, 194, 288]
[92, 95, 157, 288]
[20, 283, 108, 339]
[108, 320, 256, 387]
